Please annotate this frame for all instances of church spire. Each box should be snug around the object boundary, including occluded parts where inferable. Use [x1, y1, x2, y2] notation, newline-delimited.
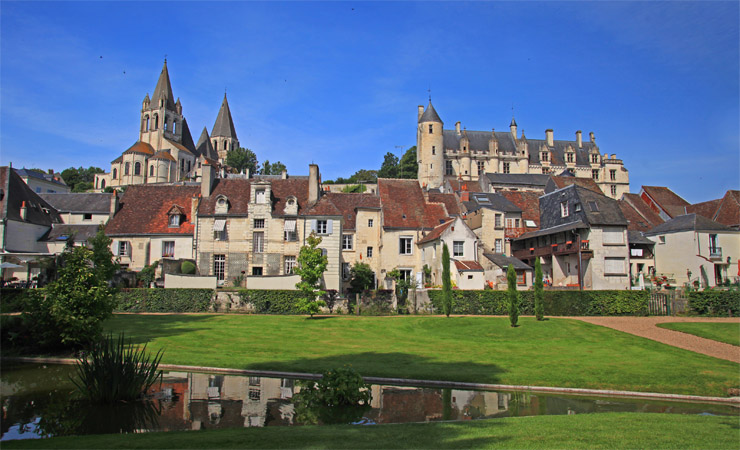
[150, 60, 176, 111]
[211, 93, 238, 139]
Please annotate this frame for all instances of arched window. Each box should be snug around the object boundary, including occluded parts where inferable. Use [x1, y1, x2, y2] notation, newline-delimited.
[187, 161, 191, 172]
[113, 168, 118, 179]
[134, 162, 141, 176]
[164, 120, 168, 131]
[180, 159, 185, 172]
[172, 121, 177, 134]
[224, 140, 228, 151]
[95, 178, 98, 189]
[150, 165, 154, 176]
[214, 141, 218, 151]
[101, 179, 106, 189]
[144, 115, 150, 131]
[124, 162, 130, 175]
[153, 114, 159, 130]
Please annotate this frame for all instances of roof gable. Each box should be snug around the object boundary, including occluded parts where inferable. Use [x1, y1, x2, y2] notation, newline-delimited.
[379, 179, 448, 229]
[0, 167, 62, 227]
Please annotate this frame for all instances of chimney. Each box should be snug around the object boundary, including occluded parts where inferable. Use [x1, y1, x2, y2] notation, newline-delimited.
[510, 122, 517, 139]
[575, 130, 582, 148]
[308, 164, 320, 206]
[245, 168, 250, 179]
[460, 186, 470, 202]
[190, 196, 199, 224]
[109, 190, 119, 217]
[281, 169, 288, 179]
[48, 169, 53, 175]
[455, 121, 461, 134]
[201, 162, 215, 198]
[611, 154, 617, 160]
[589, 132, 595, 143]
[20, 201, 28, 220]
[545, 129, 554, 147]
[418, 105, 424, 121]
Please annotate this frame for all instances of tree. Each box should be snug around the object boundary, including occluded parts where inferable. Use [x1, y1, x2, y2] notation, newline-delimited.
[225, 147, 258, 174]
[534, 258, 544, 321]
[377, 152, 399, 179]
[88, 226, 118, 284]
[441, 243, 453, 317]
[341, 184, 366, 193]
[294, 233, 328, 317]
[507, 264, 519, 327]
[22, 246, 114, 349]
[61, 166, 104, 192]
[397, 146, 418, 179]
[261, 160, 287, 175]
[349, 262, 374, 293]
[349, 169, 378, 184]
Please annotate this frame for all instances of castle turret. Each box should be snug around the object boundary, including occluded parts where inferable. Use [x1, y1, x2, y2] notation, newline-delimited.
[417, 100, 445, 189]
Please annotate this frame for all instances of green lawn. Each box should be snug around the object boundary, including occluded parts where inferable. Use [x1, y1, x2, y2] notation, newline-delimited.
[657, 322, 740, 347]
[4, 412, 738, 449]
[101, 315, 739, 397]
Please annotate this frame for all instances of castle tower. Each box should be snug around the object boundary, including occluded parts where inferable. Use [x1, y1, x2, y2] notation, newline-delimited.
[211, 93, 239, 162]
[416, 101, 444, 189]
[139, 60, 184, 151]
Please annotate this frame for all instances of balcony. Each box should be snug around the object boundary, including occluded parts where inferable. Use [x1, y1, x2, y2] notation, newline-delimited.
[513, 240, 592, 260]
[709, 247, 722, 260]
[505, 227, 527, 239]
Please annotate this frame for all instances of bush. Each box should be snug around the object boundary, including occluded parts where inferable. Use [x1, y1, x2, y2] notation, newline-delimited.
[180, 261, 196, 274]
[293, 366, 372, 425]
[114, 289, 212, 313]
[688, 291, 740, 316]
[238, 289, 309, 314]
[427, 290, 648, 316]
[0, 288, 39, 313]
[359, 290, 394, 315]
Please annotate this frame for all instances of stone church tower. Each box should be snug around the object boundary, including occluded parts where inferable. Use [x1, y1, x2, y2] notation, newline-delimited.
[139, 60, 185, 150]
[211, 94, 239, 162]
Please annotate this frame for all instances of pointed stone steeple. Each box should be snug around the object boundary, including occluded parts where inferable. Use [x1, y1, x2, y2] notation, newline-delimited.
[196, 127, 218, 160]
[150, 60, 176, 111]
[211, 93, 238, 139]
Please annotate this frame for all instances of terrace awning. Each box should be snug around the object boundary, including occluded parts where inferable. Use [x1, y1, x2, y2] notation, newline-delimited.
[213, 219, 226, 231]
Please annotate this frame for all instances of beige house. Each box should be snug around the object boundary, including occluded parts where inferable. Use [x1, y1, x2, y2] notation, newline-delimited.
[645, 214, 740, 287]
[461, 191, 528, 256]
[417, 216, 482, 288]
[481, 253, 533, 290]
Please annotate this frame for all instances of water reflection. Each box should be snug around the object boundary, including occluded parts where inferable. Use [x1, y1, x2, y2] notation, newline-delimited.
[1, 364, 737, 441]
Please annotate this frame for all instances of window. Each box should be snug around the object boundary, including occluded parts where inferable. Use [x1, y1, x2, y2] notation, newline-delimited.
[432, 146, 436, 155]
[316, 219, 328, 234]
[342, 234, 353, 250]
[213, 219, 227, 240]
[610, 170, 617, 181]
[285, 256, 296, 274]
[495, 239, 503, 253]
[560, 202, 569, 217]
[494, 214, 502, 228]
[162, 241, 175, 257]
[503, 162, 510, 174]
[367, 246, 373, 258]
[658, 235, 666, 244]
[602, 227, 625, 245]
[252, 267, 263, 276]
[604, 257, 626, 275]
[399, 269, 412, 283]
[517, 271, 526, 285]
[428, 124, 433, 134]
[566, 153, 574, 163]
[150, 165, 155, 177]
[169, 214, 181, 227]
[591, 154, 599, 164]
[118, 241, 130, 256]
[592, 169, 599, 180]
[575, 203, 582, 212]
[542, 167, 550, 174]
[445, 160, 454, 176]
[216, 197, 229, 214]
[453, 241, 464, 257]
[541, 152, 549, 162]
[180, 159, 185, 172]
[399, 236, 413, 255]
[611, 185, 617, 196]
[187, 161, 191, 173]
[124, 162, 130, 175]
[249, 389, 261, 402]
[368, 219, 374, 228]
[284, 219, 297, 241]
[214, 141, 218, 151]
[253, 232, 264, 253]
[144, 115, 150, 131]
[477, 160, 485, 174]
[342, 262, 351, 280]
[254, 218, 265, 229]
[172, 121, 177, 134]
[112, 168, 117, 179]
[83, 213, 92, 221]
[249, 376, 261, 386]
[255, 189, 266, 204]
[100, 180, 105, 189]
[214, 254, 225, 281]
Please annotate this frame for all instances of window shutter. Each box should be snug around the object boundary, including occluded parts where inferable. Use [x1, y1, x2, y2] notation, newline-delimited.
[310, 220, 317, 233]
[114, 241, 119, 256]
[327, 220, 333, 235]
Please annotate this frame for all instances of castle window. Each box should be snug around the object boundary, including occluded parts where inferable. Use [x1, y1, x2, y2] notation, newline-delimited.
[591, 154, 599, 164]
[180, 159, 185, 172]
[224, 140, 228, 151]
[432, 146, 435, 155]
[428, 124, 433, 134]
[153, 114, 159, 130]
[542, 167, 550, 174]
[150, 165, 154, 177]
[477, 161, 485, 175]
[592, 169, 599, 180]
[144, 116, 150, 131]
[445, 160, 454, 176]
[134, 162, 141, 175]
[101, 179, 106, 189]
[214, 141, 218, 151]
[611, 185, 617, 196]
[164, 120, 168, 131]
[187, 161, 191, 173]
[541, 152, 548, 162]
[113, 168, 117, 179]
[610, 169, 617, 181]
[124, 162, 130, 175]
[503, 162, 510, 174]
[566, 153, 574, 163]
[173, 121, 177, 134]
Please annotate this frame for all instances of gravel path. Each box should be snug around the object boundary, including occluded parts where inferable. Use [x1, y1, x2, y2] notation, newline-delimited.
[572, 316, 740, 363]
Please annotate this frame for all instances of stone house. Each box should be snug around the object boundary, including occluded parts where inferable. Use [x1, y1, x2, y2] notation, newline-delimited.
[461, 191, 526, 256]
[481, 253, 533, 290]
[417, 216, 481, 288]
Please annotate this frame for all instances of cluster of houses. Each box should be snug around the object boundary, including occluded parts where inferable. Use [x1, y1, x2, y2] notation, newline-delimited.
[1, 163, 738, 292]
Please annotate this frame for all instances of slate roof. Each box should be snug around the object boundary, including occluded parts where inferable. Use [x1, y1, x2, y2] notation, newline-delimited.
[378, 179, 449, 229]
[418, 101, 443, 123]
[211, 94, 238, 139]
[516, 220, 589, 240]
[500, 191, 542, 228]
[627, 230, 655, 246]
[545, 176, 601, 194]
[150, 61, 176, 111]
[644, 213, 736, 236]
[464, 192, 521, 214]
[41, 224, 101, 243]
[179, 119, 197, 153]
[106, 184, 199, 236]
[641, 186, 690, 218]
[0, 167, 62, 227]
[485, 173, 551, 189]
[444, 130, 517, 155]
[417, 219, 455, 244]
[39, 193, 112, 214]
[195, 127, 218, 160]
[427, 192, 461, 216]
[620, 193, 664, 231]
[536, 184, 627, 234]
[123, 141, 155, 156]
[14, 168, 68, 187]
[454, 260, 484, 272]
[483, 253, 532, 271]
[164, 138, 194, 156]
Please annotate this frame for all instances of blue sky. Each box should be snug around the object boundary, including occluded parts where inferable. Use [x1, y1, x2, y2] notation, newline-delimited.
[1, 1, 737, 203]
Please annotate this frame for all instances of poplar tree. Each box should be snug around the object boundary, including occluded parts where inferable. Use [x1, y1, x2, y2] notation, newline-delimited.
[534, 258, 545, 321]
[507, 264, 519, 327]
[442, 243, 452, 317]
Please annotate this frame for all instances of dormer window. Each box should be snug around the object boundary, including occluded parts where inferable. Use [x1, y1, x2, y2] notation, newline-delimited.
[215, 196, 229, 214]
[560, 202, 569, 218]
[591, 154, 599, 164]
[541, 152, 549, 162]
[255, 189, 266, 204]
[168, 205, 185, 227]
[566, 153, 574, 163]
[428, 124, 433, 134]
[169, 214, 181, 227]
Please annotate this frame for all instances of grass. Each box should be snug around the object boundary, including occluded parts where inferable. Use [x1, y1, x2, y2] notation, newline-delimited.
[3, 412, 738, 449]
[657, 322, 740, 347]
[97, 315, 740, 397]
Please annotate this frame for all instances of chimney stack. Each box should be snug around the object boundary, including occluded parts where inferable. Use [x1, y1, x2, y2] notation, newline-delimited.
[510, 120, 517, 139]
[201, 162, 216, 198]
[281, 169, 288, 179]
[190, 196, 199, 224]
[589, 132, 595, 143]
[545, 129, 554, 147]
[418, 105, 424, 121]
[20, 201, 28, 221]
[109, 190, 119, 217]
[455, 121, 461, 134]
[308, 164, 320, 206]
[576, 130, 582, 148]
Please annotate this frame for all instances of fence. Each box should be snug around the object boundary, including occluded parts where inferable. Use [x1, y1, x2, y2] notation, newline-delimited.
[648, 291, 688, 316]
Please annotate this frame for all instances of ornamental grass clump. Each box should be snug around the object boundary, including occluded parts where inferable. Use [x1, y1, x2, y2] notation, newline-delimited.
[72, 333, 164, 404]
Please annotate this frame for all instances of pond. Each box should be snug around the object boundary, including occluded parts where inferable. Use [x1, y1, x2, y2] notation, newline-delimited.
[2, 363, 737, 441]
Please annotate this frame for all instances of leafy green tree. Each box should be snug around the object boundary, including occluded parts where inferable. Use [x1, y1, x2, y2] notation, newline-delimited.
[349, 262, 374, 293]
[294, 233, 328, 317]
[341, 184, 366, 193]
[507, 264, 519, 327]
[534, 258, 544, 321]
[61, 166, 104, 192]
[398, 146, 418, 179]
[22, 246, 114, 349]
[137, 261, 159, 287]
[377, 152, 399, 178]
[88, 226, 118, 284]
[261, 160, 287, 175]
[225, 147, 259, 174]
[441, 243, 453, 317]
[349, 169, 378, 184]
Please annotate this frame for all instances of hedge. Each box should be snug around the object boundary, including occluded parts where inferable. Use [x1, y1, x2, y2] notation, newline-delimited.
[427, 290, 649, 316]
[237, 289, 308, 314]
[114, 288, 213, 313]
[0, 288, 42, 313]
[688, 291, 740, 316]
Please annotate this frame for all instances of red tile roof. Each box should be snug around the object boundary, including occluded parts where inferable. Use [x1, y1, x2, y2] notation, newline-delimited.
[151, 151, 176, 161]
[454, 260, 484, 271]
[428, 192, 461, 216]
[123, 141, 155, 156]
[310, 193, 380, 229]
[198, 178, 251, 216]
[106, 184, 199, 235]
[418, 218, 454, 244]
[641, 186, 690, 218]
[714, 190, 740, 228]
[621, 193, 664, 229]
[500, 191, 541, 228]
[271, 178, 310, 216]
[378, 179, 448, 229]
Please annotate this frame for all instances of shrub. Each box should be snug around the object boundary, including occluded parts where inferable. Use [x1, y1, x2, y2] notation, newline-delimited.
[534, 259, 544, 321]
[180, 261, 196, 274]
[239, 289, 308, 314]
[293, 366, 372, 425]
[688, 291, 740, 316]
[441, 244, 452, 317]
[0, 288, 38, 313]
[72, 333, 163, 404]
[114, 289, 212, 313]
[507, 264, 519, 327]
[359, 290, 394, 315]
